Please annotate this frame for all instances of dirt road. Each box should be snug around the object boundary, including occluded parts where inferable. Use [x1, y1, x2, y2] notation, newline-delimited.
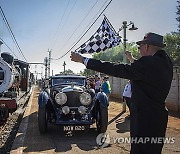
[11, 87, 180, 154]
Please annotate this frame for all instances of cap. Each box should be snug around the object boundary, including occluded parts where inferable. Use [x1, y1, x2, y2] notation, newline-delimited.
[136, 32, 166, 47]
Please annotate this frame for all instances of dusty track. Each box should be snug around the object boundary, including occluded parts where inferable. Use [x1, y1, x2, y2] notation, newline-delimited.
[11, 87, 180, 154]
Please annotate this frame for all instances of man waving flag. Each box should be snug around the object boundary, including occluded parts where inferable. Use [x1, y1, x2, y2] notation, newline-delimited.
[76, 16, 121, 54]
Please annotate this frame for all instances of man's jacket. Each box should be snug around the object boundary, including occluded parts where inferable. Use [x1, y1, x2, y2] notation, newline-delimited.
[86, 50, 173, 138]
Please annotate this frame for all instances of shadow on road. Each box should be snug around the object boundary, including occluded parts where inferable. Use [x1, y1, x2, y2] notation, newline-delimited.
[168, 110, 180, 119]
[108, 111, 125, 125]
[115, 115, 130, 133]
[11, 111, 99, 153]
[107, 110, 130, 133]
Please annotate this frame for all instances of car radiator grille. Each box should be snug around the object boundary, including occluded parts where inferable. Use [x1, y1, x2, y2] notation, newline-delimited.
[65, 91, 82, 107]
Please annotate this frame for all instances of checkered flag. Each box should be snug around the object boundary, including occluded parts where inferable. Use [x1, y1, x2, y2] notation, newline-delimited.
[76, 16, 121, 54]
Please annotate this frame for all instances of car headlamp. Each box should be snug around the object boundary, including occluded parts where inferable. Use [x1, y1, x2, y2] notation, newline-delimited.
[78, 106, 87, 114]
[55, 92, 67, 105]
[79, 92, 91, 106]
[62, 106, 70, 115]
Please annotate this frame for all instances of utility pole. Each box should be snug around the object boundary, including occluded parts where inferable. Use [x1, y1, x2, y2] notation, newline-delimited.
[44, 57, 48, 79]
[52, 70, 54, 76]
[35, 65, 37, 83]
[48, 49, 52, 77]
[41, 66, 43, 79]
[63, 61, 66, 74]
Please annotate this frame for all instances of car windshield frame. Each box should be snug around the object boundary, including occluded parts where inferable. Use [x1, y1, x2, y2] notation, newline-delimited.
[51, 77, 86, 87]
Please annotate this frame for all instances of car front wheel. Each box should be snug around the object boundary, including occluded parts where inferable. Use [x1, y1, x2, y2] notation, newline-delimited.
[38, 106, 47, 134]
[96, 105, 108, 134]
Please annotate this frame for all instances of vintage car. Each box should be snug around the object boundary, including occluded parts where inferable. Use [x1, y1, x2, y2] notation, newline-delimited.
[38, 75, 109, 134]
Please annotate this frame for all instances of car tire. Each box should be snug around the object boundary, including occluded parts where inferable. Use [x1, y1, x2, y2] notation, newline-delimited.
[38, 106, 47, 134]
[96, 105, 108, 134]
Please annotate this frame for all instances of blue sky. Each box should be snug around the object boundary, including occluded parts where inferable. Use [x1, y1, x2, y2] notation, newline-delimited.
[0, 0, 178, 77]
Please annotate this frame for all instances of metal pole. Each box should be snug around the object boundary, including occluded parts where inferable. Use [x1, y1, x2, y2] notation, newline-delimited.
[35, 65, 37, 84]
[44, 57, 48, 79]
[120, 21, 137, 112]
[48, 49, 52, 77]
[122, 21, 127, 112]
[123, 21, 127, 63]
[63, 61, 66, 74]
[52, 70, 54, 76]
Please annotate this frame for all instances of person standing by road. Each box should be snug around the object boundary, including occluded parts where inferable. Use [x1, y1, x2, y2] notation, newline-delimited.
[101, 76, 111, 98]
[122, 80, 132, 114]
[70, 32, 173, 154]
[122, 52, 135, 114]
[95, 75, 101, 93]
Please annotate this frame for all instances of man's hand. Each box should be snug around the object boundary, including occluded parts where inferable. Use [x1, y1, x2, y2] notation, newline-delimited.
[70, 52, 84, 63]
[125, 51, 135, 63]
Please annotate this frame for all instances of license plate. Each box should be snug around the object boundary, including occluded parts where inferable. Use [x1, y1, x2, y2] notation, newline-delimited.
[63, 125, 85, 131]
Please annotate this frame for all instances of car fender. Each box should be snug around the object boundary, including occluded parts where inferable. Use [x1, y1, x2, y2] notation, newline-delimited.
[38, 91, 49, 108]
[88, 88, 96, 99]
[96, 92, 109, 108]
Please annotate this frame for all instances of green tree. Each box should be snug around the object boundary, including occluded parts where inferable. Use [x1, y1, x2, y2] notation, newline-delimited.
[93, 42, 140, 63]
[162, 1, 180, 66]
[80, 69, 95, 76]
[164, 33, 180, 66]
[93, 46, 123, 62]
[59, 69, 74, 75]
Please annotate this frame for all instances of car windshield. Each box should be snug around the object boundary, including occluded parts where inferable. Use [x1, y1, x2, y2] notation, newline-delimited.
[52, 77, 85, 86]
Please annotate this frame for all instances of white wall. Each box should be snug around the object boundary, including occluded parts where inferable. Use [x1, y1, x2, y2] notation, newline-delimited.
[166, 71, 179, 111]
[109, 77, 127, 99]
[109, 70, 180, 112]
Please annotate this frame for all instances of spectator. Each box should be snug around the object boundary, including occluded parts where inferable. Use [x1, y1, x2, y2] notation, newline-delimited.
[101, 76, 111, 98]
[95, 75, 101, 93]
[123, 80, 132, 118]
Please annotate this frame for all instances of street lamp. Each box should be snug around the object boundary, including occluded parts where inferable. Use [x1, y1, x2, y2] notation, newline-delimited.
[119, 21, 138, 112]
[63, 61, 66, 74]
[119, 21, 138, 63]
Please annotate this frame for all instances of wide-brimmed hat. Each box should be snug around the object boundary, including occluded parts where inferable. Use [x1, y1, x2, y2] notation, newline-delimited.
[136, 32, 166, 47]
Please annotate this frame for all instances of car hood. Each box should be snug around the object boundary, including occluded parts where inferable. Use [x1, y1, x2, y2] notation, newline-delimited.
[61, 85, 84, 93]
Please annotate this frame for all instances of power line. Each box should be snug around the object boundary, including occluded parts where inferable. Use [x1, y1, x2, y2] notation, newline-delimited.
[56, 0, 99, 56]
[73, 0, 109, 47]
[0, 6, 27, 62]
[53, 0, 113, 61]
[49, 0, 71, 48]
[52, 0, 77, 49]
[65, 0, 109, 55]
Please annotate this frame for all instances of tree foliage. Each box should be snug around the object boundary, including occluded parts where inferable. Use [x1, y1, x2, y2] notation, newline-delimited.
[164, 33, 180, 66]
[93, 42, 140, 63]
[59, 69, 74, 75]
[93, 46, 123, 62]
[80, 69, 95, 76]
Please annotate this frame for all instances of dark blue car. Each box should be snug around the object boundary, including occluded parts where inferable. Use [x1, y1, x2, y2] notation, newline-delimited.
[38, 75, 109, 134]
